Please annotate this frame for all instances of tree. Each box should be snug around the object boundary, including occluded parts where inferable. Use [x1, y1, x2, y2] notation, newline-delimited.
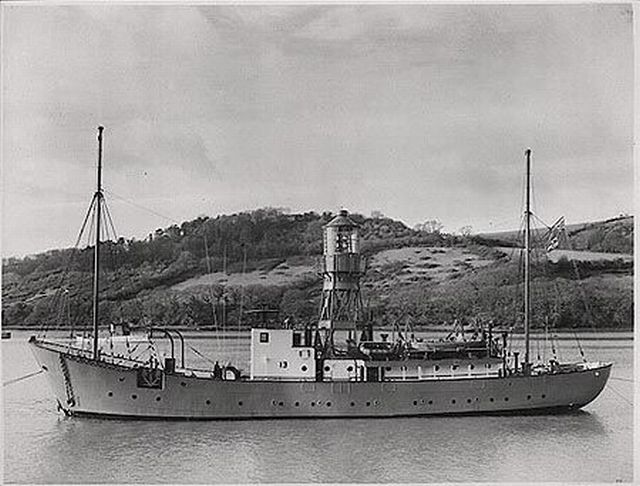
[414, 219, 444, 234]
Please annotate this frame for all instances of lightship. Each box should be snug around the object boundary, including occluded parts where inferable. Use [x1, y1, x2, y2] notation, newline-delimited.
[29, 128, 611, 419]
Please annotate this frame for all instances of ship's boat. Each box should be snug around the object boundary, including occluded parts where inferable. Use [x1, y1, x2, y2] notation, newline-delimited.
[29, 130, 611, 419]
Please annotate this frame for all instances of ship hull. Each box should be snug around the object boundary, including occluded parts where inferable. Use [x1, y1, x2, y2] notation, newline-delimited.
[30, 340, 612, 420]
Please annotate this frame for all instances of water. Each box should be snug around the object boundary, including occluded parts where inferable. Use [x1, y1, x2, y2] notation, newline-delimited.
[2, 330, 634, 483]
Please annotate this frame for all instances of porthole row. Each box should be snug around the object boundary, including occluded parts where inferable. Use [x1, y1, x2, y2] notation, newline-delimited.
[109, 392, 549, 407]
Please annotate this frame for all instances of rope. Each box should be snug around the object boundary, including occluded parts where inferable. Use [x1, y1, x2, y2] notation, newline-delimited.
[187, 343, 218, 368]
[571, 329, 586, 362]
[102, 198, 119, 242]
[610, 376, 635, 383]
[3, 369, 44, 387]
[607, 382, 633, 406]
[41, 195, 98, 337]
[104, 189, 180, 225]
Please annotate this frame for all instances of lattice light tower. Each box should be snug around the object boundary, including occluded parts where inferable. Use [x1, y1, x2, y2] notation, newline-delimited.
[318, 210, 366, 343]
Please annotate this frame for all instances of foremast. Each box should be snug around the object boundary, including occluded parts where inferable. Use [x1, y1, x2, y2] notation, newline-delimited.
[92, 126, 104, 360]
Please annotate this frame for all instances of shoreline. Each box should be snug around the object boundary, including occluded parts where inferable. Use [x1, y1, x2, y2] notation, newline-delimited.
[3, 325, 633, 335]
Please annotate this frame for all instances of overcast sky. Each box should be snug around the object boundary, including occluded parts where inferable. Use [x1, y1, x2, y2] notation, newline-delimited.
[1, 3, 634, 257]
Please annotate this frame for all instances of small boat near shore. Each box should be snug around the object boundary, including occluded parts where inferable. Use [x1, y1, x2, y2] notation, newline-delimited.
[29, 128, 611, 419]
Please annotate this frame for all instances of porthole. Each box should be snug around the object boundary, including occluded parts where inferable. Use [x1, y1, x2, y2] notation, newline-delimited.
[527, 395, 532, 400]
[156, 396, 161, 402]
[180, 382, 187, 387]
[131, 394, 138, 400]
[347, 366, 354, 372]
[366, 401, 371, 407]
[428, 400, 433, 405]
[324, 366, 331, 372]
[504, 397, 509, 402]
[350, 402, 356, 407]
[311, 402, 316, 407]
[206, 400, 211, 405]
[119, 377, 125, 382]
[278, 401, 284, 407]
[467, 398, 472, 404]
[301, 365, 308, 372]
[294, 401, 300, 407]
[326, 402, 332, 407]
[107, 391, 113, 397]
[238, 401, 243, 406]
[385, 366, 392, 371]
[469, 365, 475, 370]
[489, 397, 494, 402]
[413, 400, 418, 406]
[451, 399, 456, 404]
[434, 365, 440, 371]
[374, 400, 380, 406]
[272, 400, 278, 406]
[486, 364, 492, 369]
[451, 365, 459, 371]
[541, 394, 546, 399]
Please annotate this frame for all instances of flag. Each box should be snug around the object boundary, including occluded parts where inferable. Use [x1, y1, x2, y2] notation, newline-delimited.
[545, 216, 565, 252]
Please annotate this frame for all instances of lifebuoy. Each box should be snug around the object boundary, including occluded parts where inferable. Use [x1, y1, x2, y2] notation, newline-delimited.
[224, 366, 241, 381]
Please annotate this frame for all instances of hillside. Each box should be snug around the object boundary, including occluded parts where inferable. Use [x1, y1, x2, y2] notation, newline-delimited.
[480, 215, 633, 254]
[1, 209, 634, 330]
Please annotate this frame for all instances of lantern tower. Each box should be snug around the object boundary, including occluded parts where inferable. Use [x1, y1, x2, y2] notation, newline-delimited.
[318, 210, 366, 343]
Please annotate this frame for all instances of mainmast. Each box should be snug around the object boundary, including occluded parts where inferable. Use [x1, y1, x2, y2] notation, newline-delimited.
[523, 148, 531, 373]
[92, 126, 104, 360]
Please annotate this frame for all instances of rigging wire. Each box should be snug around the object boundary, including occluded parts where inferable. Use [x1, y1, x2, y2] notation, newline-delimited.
[237, 244, 248, 333]
[203, 232, 220, 356]
[507, 213, 526, 359]
[610, 376, 635, 383]
[529, 203, 588, 362]
[3, 369, 44, 387]
[187, 342, 219, 368]
[606, 382, 633, 406]
[104, 189, 181, 226]
[102, 197, 119, 242]
[41, 196, 98, 338]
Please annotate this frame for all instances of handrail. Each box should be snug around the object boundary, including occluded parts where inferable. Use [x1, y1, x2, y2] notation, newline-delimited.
[170, 329, 186, 368]
[149, 328, 175, 362]
[150, 328, 185, 368]
[33, 338, 149, 366]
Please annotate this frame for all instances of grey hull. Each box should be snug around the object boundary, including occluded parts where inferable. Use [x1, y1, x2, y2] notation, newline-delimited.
[30, 341, 612, 420]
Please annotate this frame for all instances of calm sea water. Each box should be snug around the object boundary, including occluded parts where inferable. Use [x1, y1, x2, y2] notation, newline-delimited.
[2, 330, 634, 483]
